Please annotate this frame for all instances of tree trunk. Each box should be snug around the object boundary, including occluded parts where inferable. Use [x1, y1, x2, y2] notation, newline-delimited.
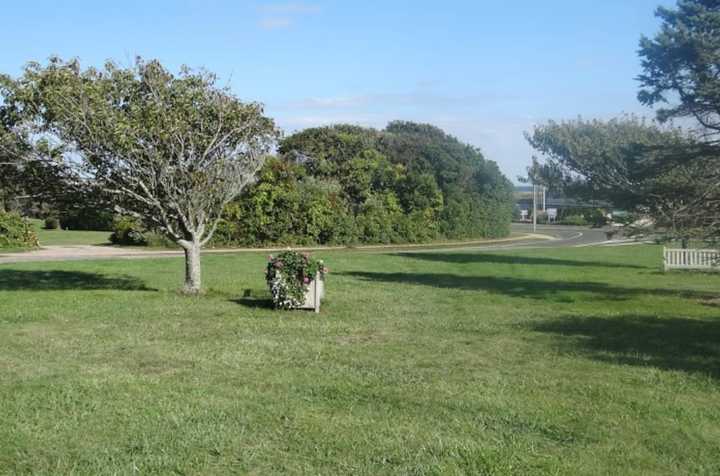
[183, 240, 202, 294]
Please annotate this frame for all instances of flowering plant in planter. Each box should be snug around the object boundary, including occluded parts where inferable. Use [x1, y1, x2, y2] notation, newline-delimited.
[266, 250, 328, 309]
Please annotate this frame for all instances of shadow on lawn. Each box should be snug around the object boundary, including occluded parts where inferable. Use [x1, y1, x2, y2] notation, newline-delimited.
[530, 315, 720, 378]
[0, 269, 155, 291]
[342, 271, 715, 302]
[230, 297, 274, 309]
[397, 252, 646, 269]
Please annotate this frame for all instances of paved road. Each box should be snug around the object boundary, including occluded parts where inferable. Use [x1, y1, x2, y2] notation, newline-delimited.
[0, 224, 613, 265]
[398, 224, 613, 255]
[509, 223, 611, 247]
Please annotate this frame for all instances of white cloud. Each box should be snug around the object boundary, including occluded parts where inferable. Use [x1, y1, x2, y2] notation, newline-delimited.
[257, 2, 320, 30]
[258, 17, 293, 30]
[290, 96, 370, 109]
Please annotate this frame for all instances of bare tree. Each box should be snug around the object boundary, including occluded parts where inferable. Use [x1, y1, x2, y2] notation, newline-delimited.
[8, 57, 278, 293]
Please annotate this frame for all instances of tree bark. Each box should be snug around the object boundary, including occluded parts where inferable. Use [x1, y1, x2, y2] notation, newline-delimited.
[183, 240, 202, 294]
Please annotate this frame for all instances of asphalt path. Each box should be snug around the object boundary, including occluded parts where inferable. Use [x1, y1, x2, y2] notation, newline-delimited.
[0, 224, 615, 264]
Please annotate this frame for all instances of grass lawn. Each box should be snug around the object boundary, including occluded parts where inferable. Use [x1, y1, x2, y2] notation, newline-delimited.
[1, 245, 719, 474]
[26, 219, 112, 247]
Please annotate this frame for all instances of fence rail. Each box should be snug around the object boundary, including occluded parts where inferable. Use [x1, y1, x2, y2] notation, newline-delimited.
[663, 248, 720, 271]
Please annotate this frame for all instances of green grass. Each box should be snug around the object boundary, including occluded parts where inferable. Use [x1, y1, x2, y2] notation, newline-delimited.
[1, 245, 719, 474]
[26, 219, 112, 246]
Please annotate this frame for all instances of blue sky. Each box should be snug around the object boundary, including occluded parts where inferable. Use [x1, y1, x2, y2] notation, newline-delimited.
[1, 1, 673, 181]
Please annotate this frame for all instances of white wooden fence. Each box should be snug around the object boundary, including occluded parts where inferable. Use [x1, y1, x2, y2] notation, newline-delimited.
[663, 248, 720, 271]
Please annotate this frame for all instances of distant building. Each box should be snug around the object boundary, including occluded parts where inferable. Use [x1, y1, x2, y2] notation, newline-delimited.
[513, 186, 611, 221]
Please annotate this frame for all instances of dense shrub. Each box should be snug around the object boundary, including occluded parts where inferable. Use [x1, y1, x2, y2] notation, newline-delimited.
[220, 122, 513, 246]
[59, 206, 113, 231]
[0, 211, 38, 248]
[44, 216, 60, 230]
[109, 216, 147, 246]
[559, 214, 588, 226]
[586, 208, 609, 227]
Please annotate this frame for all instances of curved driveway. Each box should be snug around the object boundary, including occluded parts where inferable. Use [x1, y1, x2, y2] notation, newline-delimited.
[0, 224, 612, 265]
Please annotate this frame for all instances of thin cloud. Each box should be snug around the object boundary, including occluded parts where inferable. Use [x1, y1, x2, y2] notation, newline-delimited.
[259, 17, 293, 30]
[257, 2, 320, 30]
[287, 92, 522, 111]
[259, 2, 321, 14]
[292, 96, 369, 109]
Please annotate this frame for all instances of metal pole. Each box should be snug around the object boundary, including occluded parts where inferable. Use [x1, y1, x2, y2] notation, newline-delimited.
[542, 186, 546, 212]
[532, 184, 537, 233]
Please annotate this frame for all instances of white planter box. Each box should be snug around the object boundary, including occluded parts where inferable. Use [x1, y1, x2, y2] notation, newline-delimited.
[299, 272, 325, 313]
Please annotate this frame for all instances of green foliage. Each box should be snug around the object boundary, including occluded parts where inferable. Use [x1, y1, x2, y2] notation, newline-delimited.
[43, 216, 60, 230]
[109, 216, 147, 246]
[265, 250, 327, 309]
[0, 211, 38, 248]
[638, 0, 720, 130]
[381, 121, 513, 239]
[559, 215, 588, 226]
[585, 208, 608, 228]
[144, 231, 176, 248]
[222, 122, 512, 245]
[527, 116, 720, 241]
[58, 206, 114, 231]
[220, 159, 358, 246]
[534, 211, 549, 225]
[527, 116, 689, 206]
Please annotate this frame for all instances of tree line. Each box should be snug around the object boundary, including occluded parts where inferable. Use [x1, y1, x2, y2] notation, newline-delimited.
[218, 122, 513, 246]
[0, 58, 512, 293]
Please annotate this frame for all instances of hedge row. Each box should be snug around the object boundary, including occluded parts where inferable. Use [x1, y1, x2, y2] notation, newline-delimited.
[215, 122, 514, 246]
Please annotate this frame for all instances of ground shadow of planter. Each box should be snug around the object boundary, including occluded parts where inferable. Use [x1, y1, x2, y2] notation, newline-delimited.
[230, 296, 275, 309]
[0, 269, 156, 292]
[530, 314, 720, 378]
[396, 252, 647, 269]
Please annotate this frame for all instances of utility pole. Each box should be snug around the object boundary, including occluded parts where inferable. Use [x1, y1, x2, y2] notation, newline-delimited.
[532, 183, 537, 233]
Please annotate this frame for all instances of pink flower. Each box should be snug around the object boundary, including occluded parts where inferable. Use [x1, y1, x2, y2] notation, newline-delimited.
[303, 277, 310, 284]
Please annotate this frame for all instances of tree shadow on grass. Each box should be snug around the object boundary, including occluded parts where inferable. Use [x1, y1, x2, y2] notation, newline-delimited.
[529, 315, 720, 378]
[342, 271, 715, 302]
[397, 252, 646, 269]
[0, 270, 156, 292]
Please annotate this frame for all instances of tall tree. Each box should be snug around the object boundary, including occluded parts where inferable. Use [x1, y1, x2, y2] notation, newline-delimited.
[526, 116, 720, 242]
[635, 0, 720, 240]
[638, 0, 720, 138]
[8, 57, 278, 293]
